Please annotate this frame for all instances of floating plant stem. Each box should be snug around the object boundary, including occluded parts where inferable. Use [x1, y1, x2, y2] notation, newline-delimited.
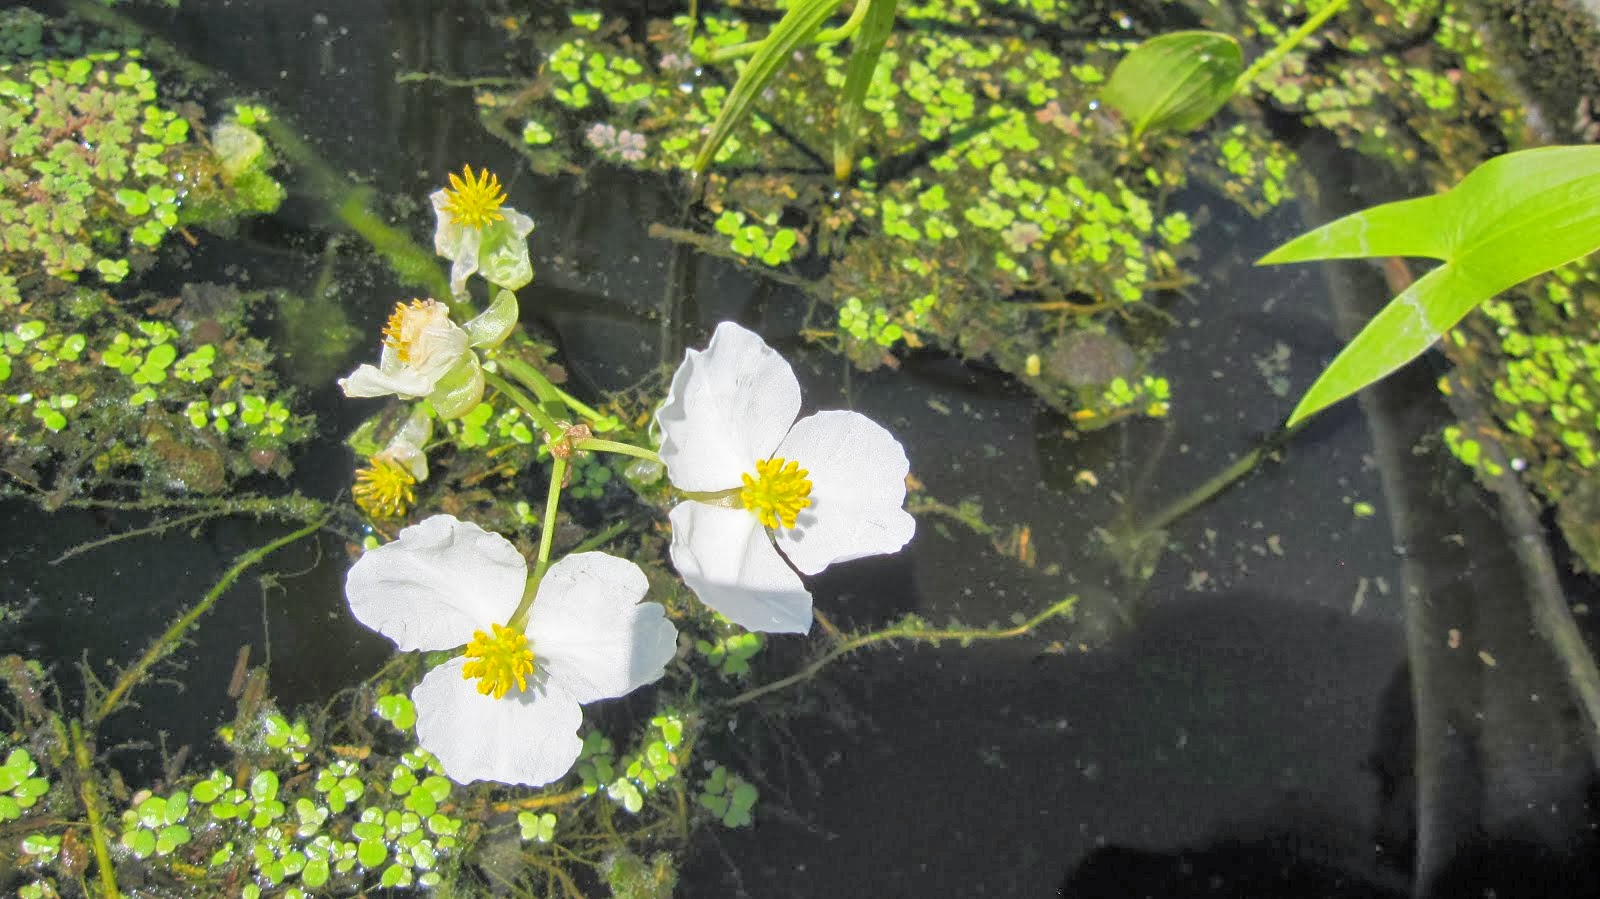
[724, 596, 1078, 706]
[92, 516, 329, 725]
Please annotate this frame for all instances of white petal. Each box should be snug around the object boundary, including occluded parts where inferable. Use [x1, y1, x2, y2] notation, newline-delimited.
[772, 410, 915, 575]
[656, 322, 801, 493]
[524, 553, 679, 704]
[413, 658, 583, 787]
[448, 228, 482, 300]
[429, 189, 463, 258]
[345, 515, 526, 651]
[339, 363, 432, 398]
[669, 502, 812, 634]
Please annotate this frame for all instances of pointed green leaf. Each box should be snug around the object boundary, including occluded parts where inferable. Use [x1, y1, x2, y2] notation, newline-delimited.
[1102, 31, 1242, 140]
[1261, 145, 1600, 427]
[833, 0, 899, 181]
[693, 0, 848, 172]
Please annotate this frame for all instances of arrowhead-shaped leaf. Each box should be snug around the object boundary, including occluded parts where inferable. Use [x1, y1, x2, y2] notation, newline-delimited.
[1260, 145, 1600, 427]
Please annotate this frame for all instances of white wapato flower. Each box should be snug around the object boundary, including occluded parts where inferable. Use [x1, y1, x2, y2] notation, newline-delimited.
[345, 515, 678, 786]
[339, 290, 518, 419]
[655, 322, 915, 633]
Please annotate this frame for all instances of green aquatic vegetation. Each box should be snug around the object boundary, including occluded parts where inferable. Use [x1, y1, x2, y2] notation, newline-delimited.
[697, 628, 765, 677]
[0, 51, 279, 283]
[696, 764, 759, 828]
[1261, 145, 1600, 428]
[1448, 266, 1600, 569]
[0, 294, 310, 499]
[478, 5, 1284, 424]
[0, 747, 50, 821]
[1209, 0, 1511, 184]
[714, 209, 801, 267]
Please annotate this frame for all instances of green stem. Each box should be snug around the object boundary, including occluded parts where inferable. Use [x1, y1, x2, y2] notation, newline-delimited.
[576, 438, 662, 464]
[1235, 0, 1350, 93]
[483, 370, 562, 439]
[497, 356, 565, 408]
[551, 386, 607, 424]
[704, 0, 868, 62]
[535, 456, 567, 582]
[725, 596, 1077, 706]
[92, 517, 327, 725]
[71, 720, 119, 899]
[507, 455, 568, 629]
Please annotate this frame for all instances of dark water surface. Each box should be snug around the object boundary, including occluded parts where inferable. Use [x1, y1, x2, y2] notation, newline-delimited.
[4, 1, 1597, 896]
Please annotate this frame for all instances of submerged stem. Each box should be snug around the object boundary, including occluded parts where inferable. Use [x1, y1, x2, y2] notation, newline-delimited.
[1235, 0, 1351, 92]
[725, 596, 1078, 706]
[71, 720, 119, 898]
[92, 516, 328, 725]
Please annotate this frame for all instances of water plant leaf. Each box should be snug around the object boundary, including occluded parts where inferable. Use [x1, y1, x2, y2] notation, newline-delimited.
[1259, 145, 1600, 427]
[1101, 31, 1242, 140]
[692, 0, 848, 172]
[833, 0, 899, 181]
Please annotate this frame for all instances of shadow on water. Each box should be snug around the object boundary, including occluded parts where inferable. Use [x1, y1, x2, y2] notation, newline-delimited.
[9, 0, 1596, 895]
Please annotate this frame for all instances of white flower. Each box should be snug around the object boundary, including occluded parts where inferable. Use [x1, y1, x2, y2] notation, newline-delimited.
[339, 290, 518, 419]
[655, 322, 915, 633]
[344, 515, 678, 786]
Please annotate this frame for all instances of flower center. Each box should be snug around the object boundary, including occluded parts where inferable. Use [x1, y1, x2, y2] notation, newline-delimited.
[440, 165, 507, 229]
[352, 457, 415, 519]
[380, 298, 443, 364]
[461, 622, 536, 700]
[740, 457, 813, 530]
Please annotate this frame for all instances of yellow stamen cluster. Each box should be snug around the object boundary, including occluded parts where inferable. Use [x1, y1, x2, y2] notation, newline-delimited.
[439, 165, 507, 229]
[740, 457, 813, 530]
[460, 623, 536, 700]
[381, 299, 435, 363]
[352, 457, 416, 519]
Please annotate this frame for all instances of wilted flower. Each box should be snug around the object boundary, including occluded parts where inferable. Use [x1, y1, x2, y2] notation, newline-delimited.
[352, 407, 432, 520]
[431, 165, 535, 299]
[345, 515, 679, 786]
[655, 322, 916, 633]
[339, 290, 518, 419]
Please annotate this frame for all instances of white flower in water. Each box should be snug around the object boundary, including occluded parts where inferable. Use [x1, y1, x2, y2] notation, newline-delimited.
[339, 290, 518, 419]
[345, 515, 679, 786]
[430, 165, 535, 299]
[655, 322, 915, 633]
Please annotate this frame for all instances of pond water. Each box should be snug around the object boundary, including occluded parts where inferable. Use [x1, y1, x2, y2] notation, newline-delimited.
[3, 1, 1599, 896]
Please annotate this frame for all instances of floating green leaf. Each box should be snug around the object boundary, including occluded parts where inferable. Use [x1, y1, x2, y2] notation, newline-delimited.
[1101, 31, 1242, 141]
[1259, 145, 1600, 427]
